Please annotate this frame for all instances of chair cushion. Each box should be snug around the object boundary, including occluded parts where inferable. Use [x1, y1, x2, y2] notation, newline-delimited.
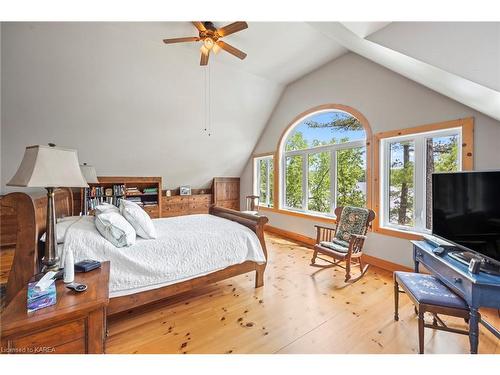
[319, 240, 349, 253]
[395, 271, 468, 310]
[335, 206, 369, 243]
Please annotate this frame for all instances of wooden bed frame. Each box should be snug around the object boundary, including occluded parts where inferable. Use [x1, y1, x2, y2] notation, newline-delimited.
[1, 188, 268, 316]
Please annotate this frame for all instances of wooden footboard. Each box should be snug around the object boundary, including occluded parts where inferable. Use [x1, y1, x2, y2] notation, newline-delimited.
[209, 205, 268, 287]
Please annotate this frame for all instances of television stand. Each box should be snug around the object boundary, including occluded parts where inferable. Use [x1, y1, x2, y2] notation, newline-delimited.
[449, 251, 500, 276]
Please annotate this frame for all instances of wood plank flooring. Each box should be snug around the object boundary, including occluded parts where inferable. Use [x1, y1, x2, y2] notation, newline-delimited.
[106, 233, 499, 354]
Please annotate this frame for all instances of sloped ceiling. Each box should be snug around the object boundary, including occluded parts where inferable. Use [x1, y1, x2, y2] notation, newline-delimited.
[308, 22, 500, 121]
[0, 21, 388, 192]
[163, 22, 390, 84]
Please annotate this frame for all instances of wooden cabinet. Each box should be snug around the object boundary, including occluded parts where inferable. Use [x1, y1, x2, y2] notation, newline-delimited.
[1, 262, 110, 354]
[212, 177, 240, 211]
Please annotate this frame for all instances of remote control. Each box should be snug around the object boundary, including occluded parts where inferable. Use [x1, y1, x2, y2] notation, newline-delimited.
[65, 282, 87, 292]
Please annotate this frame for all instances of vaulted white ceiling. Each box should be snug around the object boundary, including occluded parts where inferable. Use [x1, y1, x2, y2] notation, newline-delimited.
[161, 22, 390, 84]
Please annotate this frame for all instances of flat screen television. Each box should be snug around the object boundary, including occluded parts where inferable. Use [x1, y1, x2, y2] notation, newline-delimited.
[432, 170, 500, 265]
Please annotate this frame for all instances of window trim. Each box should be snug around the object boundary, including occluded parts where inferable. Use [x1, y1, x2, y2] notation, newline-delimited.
[253, 104, 372, 225]
[277, 104, 373, 220]
[252, 153, 275, 208]
[373, 117, 474, 240]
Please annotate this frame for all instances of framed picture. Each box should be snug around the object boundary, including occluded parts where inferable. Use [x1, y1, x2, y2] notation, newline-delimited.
[179, 185, 191, 196]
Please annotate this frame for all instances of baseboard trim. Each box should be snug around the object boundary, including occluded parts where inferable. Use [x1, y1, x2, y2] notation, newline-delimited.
[265, 225, 315, 247]
[361, 254, 413, 273]
[265, 225, 412, 273]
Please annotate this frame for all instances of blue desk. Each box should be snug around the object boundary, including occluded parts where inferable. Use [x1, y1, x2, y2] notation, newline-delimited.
[412, 240, 500, 353]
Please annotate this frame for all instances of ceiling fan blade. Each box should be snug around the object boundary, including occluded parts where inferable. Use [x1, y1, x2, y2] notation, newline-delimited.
[192, 22, 206, 32]
[163, 37, 200, 44]
[200, 50, 210, 66]
[216, 21, 248, 37]
[216, 41, 247, 60]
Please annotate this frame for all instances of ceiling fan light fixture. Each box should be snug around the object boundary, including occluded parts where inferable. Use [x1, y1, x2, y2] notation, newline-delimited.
[162, 21, 248, 66]
[203, 37, 215, 50]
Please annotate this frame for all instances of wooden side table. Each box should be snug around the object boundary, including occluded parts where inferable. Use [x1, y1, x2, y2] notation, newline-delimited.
[1, 261, 110, 354]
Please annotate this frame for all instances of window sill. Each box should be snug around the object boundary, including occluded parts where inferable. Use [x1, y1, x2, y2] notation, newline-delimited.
[257, 206, 337, 224]
[374, 226, 424, 241]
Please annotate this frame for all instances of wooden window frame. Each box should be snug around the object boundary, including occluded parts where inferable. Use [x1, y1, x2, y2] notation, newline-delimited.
[373, 117, 474, 240]
[255, 104, 373, 225]
[252, 153, 275, 208]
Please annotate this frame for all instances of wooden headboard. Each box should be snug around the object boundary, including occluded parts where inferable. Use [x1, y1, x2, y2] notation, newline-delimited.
[1, 188, 73, 305]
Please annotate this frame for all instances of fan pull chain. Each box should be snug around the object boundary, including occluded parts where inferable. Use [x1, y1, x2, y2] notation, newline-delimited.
[208, 64, 212, 136]
[203, 66, 208, 133]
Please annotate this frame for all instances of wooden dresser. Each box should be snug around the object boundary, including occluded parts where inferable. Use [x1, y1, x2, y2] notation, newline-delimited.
[1, 262, 110, 354]
[162, 192, 212, 217]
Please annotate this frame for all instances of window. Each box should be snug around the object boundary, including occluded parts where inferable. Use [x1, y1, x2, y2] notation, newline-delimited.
[380, 128, 462, 234]
[253, 155, 274, 207]
[281, 110, 367, 216]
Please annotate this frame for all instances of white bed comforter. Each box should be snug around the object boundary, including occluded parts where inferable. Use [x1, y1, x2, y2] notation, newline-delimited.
[63, 214, 266, 297]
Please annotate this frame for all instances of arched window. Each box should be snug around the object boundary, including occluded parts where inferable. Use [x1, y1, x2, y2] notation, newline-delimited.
[280, 107, 369, 216]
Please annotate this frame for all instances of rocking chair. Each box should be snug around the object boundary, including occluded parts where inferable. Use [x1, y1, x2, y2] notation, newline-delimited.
[311, 206, 375, 282]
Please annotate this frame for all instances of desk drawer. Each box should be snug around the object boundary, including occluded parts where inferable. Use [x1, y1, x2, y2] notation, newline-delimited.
[415, 249, 472, 303]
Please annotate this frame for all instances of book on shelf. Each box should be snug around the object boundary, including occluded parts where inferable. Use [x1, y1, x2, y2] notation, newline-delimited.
[87, 196, 122, 210]
[126, 196, 143, 206]
[90, 184, 125, 198]
[125, 187, 142, 195]
[143, 187, 158, 194]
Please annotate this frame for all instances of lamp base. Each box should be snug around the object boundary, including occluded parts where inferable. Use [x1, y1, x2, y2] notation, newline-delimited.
[41, 261, 61, 273]
[43, 187, 60, 273]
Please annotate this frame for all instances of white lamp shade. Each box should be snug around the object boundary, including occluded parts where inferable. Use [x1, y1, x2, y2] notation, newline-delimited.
[80, 164, 99, 183]
[7, 145, 89, 188]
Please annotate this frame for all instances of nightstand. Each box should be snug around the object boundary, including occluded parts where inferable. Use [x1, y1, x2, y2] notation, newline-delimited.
[1, 261, 110, 354]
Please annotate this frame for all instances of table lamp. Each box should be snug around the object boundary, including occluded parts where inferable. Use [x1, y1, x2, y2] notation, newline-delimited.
[7, 144, 89, 271]
[80, 163, 99, 215]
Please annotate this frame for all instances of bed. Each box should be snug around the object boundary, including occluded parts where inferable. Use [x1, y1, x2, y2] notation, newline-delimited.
[2, 188, 268, 316]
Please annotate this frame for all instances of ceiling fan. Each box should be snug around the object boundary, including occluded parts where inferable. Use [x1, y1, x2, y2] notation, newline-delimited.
[163, 21, 248, 66]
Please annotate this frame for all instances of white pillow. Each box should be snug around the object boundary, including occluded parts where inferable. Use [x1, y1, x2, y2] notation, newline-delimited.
[120, 199, 157, 239]
[94, 202, 120, 215]
[40, 216, 81, 243]
[95, 211, 136, 247]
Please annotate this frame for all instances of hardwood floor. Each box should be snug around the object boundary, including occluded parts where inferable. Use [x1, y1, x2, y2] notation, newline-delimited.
[106, 233, 499, 354]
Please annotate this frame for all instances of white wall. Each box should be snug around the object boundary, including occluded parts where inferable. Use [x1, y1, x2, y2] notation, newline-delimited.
[0, 22, 283, 192]
[241, 52, 500, 268]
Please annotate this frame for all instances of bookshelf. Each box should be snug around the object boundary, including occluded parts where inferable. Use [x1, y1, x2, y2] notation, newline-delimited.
[81, 176, 162, 218]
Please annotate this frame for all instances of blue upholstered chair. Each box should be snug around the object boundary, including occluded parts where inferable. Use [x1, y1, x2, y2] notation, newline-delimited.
[394, 271, 472, 354]
[311, 206, 375, 282]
